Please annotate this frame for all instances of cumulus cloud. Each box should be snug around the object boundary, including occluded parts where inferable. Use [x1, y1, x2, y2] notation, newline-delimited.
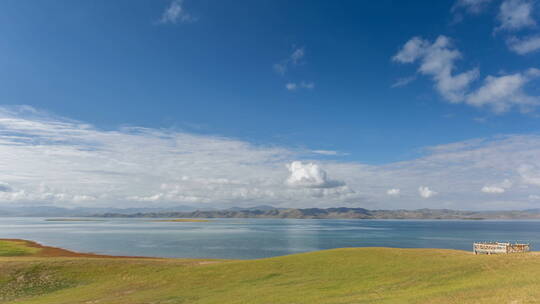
[286, 161, 344, 188]
[393, 36, 479, 103]
[496, 0, 536, 31]
[418, 186, 437, 198]
[160, 0, 196, 24]
[507, 36, 540, 54]
[466, 68, 540, 113]
[394, 36, 540, 113]
[387, 188, 400, 196]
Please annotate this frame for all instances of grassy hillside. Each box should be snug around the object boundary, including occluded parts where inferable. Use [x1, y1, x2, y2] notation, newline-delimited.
[0, 240, 41, 257]
[1, 239, 540, 304]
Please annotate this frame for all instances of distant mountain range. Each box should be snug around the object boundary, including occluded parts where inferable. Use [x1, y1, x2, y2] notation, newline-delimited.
[3, 205, 540, 219]
[95, 207, 540, 220]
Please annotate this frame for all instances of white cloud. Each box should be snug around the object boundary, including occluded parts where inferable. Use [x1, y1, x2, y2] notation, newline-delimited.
[3, 106, 540, 210]
[160, 0, 195, 24]
[0, 182, 12, 192]
[496, 0, 536, 31]
[392, 37, 430, 63]
[286, 81, 315, 91]
[452, 0, 493, 14]
[394, 36, 540, 113]
[300, 81, 315, 89]
[391, 76, 416, 88]
[273, 63, 287, 75]
[387, 188, 400, 196]
[481, 179, 512, 194]
[286, 161, 344, 188]
[466, 68, 540, 113]
[529, 194, 540, 200]
[418, 186, 437, 198]
[274, 47, 305, 75]
[518, 164, 540, 186]
[481, 186, 505, 193]
[291, 48, 305, 64]
[393, 36, 479, 103]
[285, 83, 297, 90]
[507, 36, 540, 54]
[311, 150, 340, 156]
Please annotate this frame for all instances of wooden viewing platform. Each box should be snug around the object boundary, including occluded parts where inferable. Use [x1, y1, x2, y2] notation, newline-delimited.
[473, 242, 530, 255]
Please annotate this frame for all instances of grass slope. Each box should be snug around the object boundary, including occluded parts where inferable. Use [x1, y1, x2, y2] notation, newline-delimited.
[1, 240, 540, 303]
[0, 240, 40, 257]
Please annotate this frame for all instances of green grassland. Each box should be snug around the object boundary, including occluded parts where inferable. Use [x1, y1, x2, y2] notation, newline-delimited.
[0, 240, 41, 257]
[1, 240, 540, 304]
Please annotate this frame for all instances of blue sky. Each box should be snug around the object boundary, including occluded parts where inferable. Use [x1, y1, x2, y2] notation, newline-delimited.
[1, 0, 540, 209]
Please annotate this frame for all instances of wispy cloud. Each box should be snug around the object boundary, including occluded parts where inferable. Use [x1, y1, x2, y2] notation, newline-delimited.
[273, 63, 288, 76]
[273, 47, 305, 75]
[285, 83, 297, 90]
[496, 0, 536, 31]
[311, 150, 342, 156]
[482, 186, 505, 193]
[507, 35, 540, 54]
[290, 48, 305, 64]
[2, 106, 540, 210]
[391, 76, 416, 88]
[160, 0, 196, 24]
[285, 81, 315, 91]
[452, 0, 493, 14]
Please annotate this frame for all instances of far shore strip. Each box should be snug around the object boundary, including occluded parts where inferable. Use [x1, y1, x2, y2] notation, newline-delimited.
[46, 219, 105, 222]
[150, 219, 211, 222]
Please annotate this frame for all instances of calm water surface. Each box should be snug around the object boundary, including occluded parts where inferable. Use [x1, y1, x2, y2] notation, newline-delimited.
[1, 217, 539, 259]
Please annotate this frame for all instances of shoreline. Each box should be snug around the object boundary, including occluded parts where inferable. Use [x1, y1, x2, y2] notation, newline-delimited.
[0, 238, 475, 260]
[2, 238, 538, 260]
[0, 238, 158, 259]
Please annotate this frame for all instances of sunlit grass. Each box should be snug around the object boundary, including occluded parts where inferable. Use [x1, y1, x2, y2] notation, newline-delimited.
[0, 240, 40, 257]
[1, 240, 540, 303]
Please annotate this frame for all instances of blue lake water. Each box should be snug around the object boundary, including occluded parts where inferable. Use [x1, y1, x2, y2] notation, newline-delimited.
[1, 217, 539, 259]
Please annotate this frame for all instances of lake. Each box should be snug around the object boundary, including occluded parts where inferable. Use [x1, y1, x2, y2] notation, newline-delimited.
[1, 217, 539, 259]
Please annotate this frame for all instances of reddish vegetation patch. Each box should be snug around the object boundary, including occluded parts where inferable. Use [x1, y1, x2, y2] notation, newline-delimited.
[0, 239, 154, 259]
